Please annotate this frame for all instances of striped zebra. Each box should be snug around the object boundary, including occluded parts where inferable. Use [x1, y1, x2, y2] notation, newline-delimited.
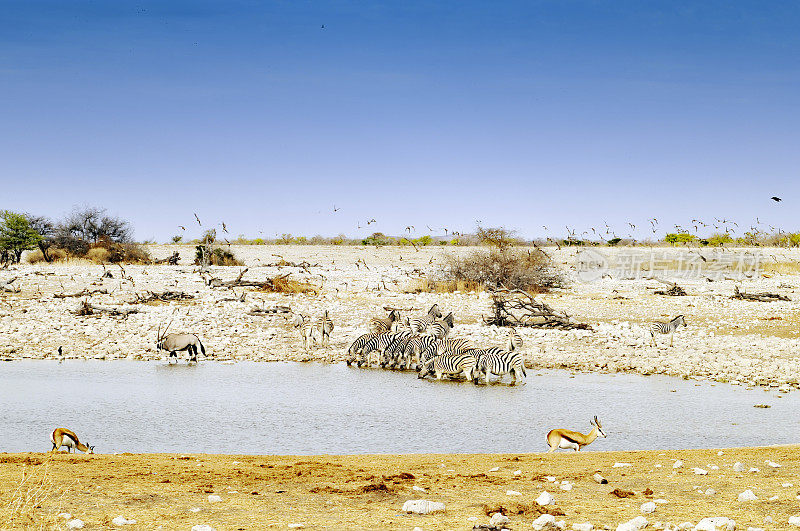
[346, 333, 380, 366]
[409, 304, 443, 333]
[356, 331, 413, 367]
[316, 310, 334, 347]
[472, 347, 526, 385]
[291, 313, 316, 351]
[414, 336, 472, 367]
[381, 333, 418, 369]
[649, 315, 686, 347]
[369, 309, 401, 334]
[507, 327, 523, 351]
[423, 312, 454, 339]
[417, 351, 478, 382]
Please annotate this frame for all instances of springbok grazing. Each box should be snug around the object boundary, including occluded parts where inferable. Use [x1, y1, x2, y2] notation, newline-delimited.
[51, 428, 94, 454]
[546, 416, 606, 452]
[649, 315, 687, 347]
[156, 322, 207, 363]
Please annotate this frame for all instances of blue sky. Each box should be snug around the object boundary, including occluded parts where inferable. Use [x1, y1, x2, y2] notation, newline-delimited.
[2, 1, 798, 242]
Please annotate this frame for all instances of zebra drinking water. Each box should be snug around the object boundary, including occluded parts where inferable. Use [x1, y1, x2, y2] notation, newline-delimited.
[472, 347, 527, 385]
[649, 315, 686, 347]
[417, 351, 478, 382]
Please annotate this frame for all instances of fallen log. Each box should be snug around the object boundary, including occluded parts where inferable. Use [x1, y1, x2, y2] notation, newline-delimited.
[133, 290, 194, 303]
[484, 287, 591, 330]
[74, 301, 139, 317]
[247, 305, 292, 316]
[653, 280, 687, 296]
[0, 277, 20, 293]
[54, 288, 109, 298]
[732, 286, 790, 302]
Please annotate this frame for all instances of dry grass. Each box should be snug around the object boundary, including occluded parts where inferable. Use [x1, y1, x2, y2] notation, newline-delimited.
[25, 249, 68, 264]
[405, 277, 484, 293]
[761, 260, 800, 275]
[0, 455, 68, 530]
[85, 247, 111, 263]
[259, 275, 319, 295]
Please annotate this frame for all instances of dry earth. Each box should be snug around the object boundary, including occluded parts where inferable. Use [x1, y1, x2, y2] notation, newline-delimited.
[2, 245, 800, 390]
[2, 447, 799, 530]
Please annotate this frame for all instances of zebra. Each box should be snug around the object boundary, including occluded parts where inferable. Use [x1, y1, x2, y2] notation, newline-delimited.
[346, 333, 380, 366]
[316, 310, 334, 347]
[649, 315, 686, 347]
[472, 347, 526, 385]
[291, 313, 317, 351]
[409, 304, 443, 334]
[417, 351, 478, 382]
[369, 309, 401, 334]
[380, 333, 417, 369]
[507, 327, 523, 351]
[423, 312, 454, 339]
[355, 331, 412, 367]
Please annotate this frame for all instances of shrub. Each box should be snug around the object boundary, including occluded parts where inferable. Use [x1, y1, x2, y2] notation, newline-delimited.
[26, 248, 67, 264]
[259, 274, 319, 294]
[86, 247, 111, 263]
[171, 235, 183, 244]
[194, 246, 242, 266]
[362, 232, 390, 246]
[0, 211, 42, 263]
[406, 278, 483, 293]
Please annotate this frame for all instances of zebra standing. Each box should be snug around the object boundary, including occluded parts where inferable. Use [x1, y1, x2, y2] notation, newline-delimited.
[291, 313, 316, 352]
[417, 351, 478, 382]
[369, 309, 401, 334]
[355, 331, 412, 367]
[423, 312, 454, 339]
[409, 304, 443, 333]
[649, 315, 686, 347]
[316, 310, 334, 347]
[507, 327, 523, 351]
[472, 347, 526, 385]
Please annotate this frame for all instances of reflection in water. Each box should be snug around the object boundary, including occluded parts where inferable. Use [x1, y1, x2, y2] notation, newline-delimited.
[0, 361, 796, 454]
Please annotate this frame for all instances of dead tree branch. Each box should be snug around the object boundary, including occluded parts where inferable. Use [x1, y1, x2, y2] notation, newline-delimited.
[54, 288, 109, 298]
[732, 286, 790, 302]
[132, 290, 194, 303]
[484, 287, 591, 330]
[74, 301, 139, 317]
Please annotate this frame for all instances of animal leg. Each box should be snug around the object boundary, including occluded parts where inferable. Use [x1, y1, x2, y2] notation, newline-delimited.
[670, 332, 674, 347]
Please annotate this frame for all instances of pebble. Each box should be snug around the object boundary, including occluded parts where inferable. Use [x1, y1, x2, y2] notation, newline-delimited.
[766, 460, 781, 468]
[673, 460, 683, 469]
[112, 516, 137, 526]
[532, 514, 558, 530]
[789, 515, 800, 526]
[489, 467, 500, 472]
[704, 489, 716, 496]
[506, 490, 522, 496]
[412, 485, 426, 492]
[616, 516, 647, 531]
[190, 526, 215, 531]
[287, 525, 304, 529]
[536, 491, 555, 505]
[695, 517, 736, 530]
[692, 468, 708, 475]
[738, 489, 757, 501]
[58, 513, 72, 519]
[490, 512, 510, 527]
[613, 462, 632, 468]
[66, 519, 85, 529]
[402, 500, 445, 514]
[732, 462, 746, 472]
[572, 523, 593, 531]
[641, 501, 656, 514]
[207, 495, 222, 503]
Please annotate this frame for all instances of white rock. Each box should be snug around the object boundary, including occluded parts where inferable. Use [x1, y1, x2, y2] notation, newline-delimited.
[732, 462, 746, 472]
[288, 525, 304, 530]
[616, 516, 648, 531]
[546, 476, 557, 482]
[705, 489, 716, 496]
[613, 462, 632, 468]
[491, 512, 511, 527]
[207, 494, 222, 503]
[766, 460, 781, 468]
[746, 527, 764, 531]
[489, 467, 500, 472]
[695, 517, 736, 530]
[693, 468, 708, 475]
[572, 523, 593, 531]
[738, 489, 757, 501]
[673, 460, 683, 469]
[641, 501, 656, 514]
[536, 491, 555, 505]
[749, 467, 759, 473]
[190, 526, 215, 531]
[112, 516, 137, 526]
[402, 500, 445, 514]
[413, 528, 423, 531]
[532, 514, 557, 530]
[655, 498, 669, 503]
[506, 490, 522, 496]
[513, 469, 522, 476]
[717, 451, 724, 456]
[560, 482, 573, 491]
[789, 515, 800, 526]
[468, 517, 478, 522]
[412, 485, 427, 492]
[783, 482, 794, 487]
[58, 513, 72, 519]
[66, 520, 85, 529]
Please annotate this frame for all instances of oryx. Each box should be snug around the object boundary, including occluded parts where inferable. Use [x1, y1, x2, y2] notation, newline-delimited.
[156, 322, 208, 363]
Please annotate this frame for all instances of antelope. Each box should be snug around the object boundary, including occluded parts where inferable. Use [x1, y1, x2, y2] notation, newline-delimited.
[51, 428, 94, 454]
[546, 416, 606, 452]
[156, 322, 208, 363]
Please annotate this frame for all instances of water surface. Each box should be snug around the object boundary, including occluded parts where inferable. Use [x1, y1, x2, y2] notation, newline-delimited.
[1, 361, 796, 454]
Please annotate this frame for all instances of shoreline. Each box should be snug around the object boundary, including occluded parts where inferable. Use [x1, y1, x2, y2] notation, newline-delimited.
[2, 446, 798, 529]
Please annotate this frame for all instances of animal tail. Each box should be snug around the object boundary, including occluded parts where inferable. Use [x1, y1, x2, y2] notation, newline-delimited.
[196, 336, 208, 357]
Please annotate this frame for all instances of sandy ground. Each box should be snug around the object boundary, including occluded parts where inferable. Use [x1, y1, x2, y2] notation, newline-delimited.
[2, 245, 800, 390]
[2, 446, 799, 530]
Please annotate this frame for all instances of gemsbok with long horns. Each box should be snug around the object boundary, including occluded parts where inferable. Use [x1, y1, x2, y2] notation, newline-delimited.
[546, 416, 606, 452]
[156, 321, 208, 363]
[51, 428, 94, 454]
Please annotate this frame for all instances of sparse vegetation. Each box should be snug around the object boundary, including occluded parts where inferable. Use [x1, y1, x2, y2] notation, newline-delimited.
[257, 274, 319, 294]
[0, 211, 42, 263]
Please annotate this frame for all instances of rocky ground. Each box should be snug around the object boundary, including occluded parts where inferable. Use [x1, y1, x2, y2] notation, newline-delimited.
[2, 446, 799, 530]
[1, 245, 800, 391]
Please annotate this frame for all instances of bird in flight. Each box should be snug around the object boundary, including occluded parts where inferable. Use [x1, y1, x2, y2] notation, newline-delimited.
[405, 226, 414, 233]
[321, 24, 325, 29]
[367, 219, 376, 225]
[771, 196, 782, 202]
[178, 226, 186, 231]
[222, 222, 228, 233]
[333, 205, 340, 212]
[194, 213, 201, 225]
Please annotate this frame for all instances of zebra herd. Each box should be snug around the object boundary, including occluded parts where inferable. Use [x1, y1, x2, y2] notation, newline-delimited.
[346, 304, 527, 385]
[292, 310, 335, 351]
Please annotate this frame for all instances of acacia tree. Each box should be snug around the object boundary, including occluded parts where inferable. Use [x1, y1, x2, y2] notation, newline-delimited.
[0, 211, 42, 263]
[26, 214, 56, 262]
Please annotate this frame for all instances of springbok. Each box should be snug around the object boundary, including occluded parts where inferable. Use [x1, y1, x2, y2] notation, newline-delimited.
[51, 428, 94, 454]
[546, 416, 606, 452]
[156, 322, 207, 363]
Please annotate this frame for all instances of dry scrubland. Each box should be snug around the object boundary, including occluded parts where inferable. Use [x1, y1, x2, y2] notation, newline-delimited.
[2, 244, 800, 389]
[2, 447, 800, 530]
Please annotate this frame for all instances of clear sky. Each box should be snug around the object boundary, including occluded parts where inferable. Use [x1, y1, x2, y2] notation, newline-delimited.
[2, 1, 798, 242]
